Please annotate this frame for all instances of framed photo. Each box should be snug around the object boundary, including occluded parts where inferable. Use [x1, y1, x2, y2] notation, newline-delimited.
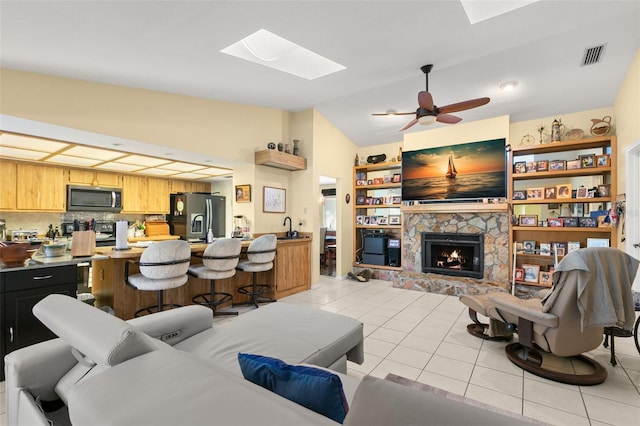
[556, 184, 572, 199]
[514, 162, 526, 174]
[526, 188, 544, 200]
[367, 179, 373, 185]
[544, 187, 556, 199]
[561, 217, 578, 227]
[365, 197, 374, 205]
[383, 175, 391, 184]
[378, 216, 388, 225]
[552, 242, 567, 256]
[523, 240, 536, 252]
[596, 154, 610, 167]
[515, 268, 525, 282]
[539, 271, 552, 286]
[597, 215, 611, 228]
[537, 160, 549, 172]
[539, 243, 551, 255]
[356, 179, 367, 186]
[519, 215, 538, 227]
[549, 160, 566, 171]
[369, 216, 378, 225]
[235, 184, 251, 203]
[392, 196, 402, 204]
[263, 186, 286, 213]
[392, 173, 402, 183]
[522, 264, 540, 284]
[587, 190, 596, 198]
[513, 190, 527, 200]
[356, 195, 366, 205]
[547, 218, 564, 227]
[579, 154, 595, 168]
[364, 216, 371, 225]
[373, 177, 384, 185]
[567, 241, 581, 253]
[526, 162, 537, 173]
[356, 215, 364, 225]
[578, 217, 597, 228]
[515, 242, 524, 253]
[576, 186, 589, 198]
[389, 215, 401, 225]
[587, 238, 609, 248]
[597, 184, 611, 197]
[566, 159, 581, 170]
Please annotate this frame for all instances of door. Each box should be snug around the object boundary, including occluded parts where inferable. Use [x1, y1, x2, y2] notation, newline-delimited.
[627, 140, 640, 290]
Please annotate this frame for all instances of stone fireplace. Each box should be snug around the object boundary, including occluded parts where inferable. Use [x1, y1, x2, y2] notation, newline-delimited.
[421, 232, 484, 279]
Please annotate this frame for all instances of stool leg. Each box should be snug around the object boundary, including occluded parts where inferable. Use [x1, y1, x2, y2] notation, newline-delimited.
[158, 290, 164, 312]
[211, 279, 237, 316]
[610, 333, 617, 366]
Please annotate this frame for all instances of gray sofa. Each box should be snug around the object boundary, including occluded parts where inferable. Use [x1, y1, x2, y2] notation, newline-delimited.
[5, 294, 541, 425]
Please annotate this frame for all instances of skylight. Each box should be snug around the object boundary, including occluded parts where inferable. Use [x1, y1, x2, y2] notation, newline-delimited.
[221, 29, 346, 80]
[460, 0, 539, 24]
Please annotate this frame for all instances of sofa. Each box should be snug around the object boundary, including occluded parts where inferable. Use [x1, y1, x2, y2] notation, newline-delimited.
[5, 294, 541, 425]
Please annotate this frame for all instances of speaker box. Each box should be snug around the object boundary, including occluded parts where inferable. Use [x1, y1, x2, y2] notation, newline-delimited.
[363, 253, 386, 266]
[388, 247, 401, 267]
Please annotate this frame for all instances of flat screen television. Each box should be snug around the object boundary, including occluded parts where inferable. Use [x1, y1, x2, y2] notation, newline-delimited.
[401, 138, 507, 202]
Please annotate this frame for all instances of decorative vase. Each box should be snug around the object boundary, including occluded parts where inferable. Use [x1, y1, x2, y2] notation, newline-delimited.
[267, 142, 276, 150]
[590, 116, 612, 136]
[277, 143, 284, 152]
[293, 139, 300, 156]
[285, 143, 292, 154]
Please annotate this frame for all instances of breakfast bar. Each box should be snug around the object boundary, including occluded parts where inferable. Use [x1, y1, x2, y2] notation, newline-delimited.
[92, 234, 312, 320]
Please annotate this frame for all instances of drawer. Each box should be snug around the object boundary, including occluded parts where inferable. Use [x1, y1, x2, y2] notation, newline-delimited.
[1, 264, 77, 292]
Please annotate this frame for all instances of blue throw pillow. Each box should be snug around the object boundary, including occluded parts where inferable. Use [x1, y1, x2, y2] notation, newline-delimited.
[237, 353, 349, 423]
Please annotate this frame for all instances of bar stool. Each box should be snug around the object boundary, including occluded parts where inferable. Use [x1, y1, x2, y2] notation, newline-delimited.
[125, 240, 191, 317]
[188, 238, 242, 316]
[235, 234, 277, 309]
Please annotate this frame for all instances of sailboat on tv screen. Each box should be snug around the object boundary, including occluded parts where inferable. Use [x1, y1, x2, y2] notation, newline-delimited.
[445, 154, 457, 179]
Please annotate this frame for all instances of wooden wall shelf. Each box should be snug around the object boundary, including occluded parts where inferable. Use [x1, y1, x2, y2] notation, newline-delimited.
[255, 150, 307, 171]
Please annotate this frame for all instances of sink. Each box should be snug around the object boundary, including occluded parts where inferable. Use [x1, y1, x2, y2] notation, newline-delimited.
[277, 236, 300, 240]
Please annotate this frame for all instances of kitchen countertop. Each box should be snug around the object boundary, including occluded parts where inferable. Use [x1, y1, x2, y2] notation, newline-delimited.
[0, 253, 109, 272]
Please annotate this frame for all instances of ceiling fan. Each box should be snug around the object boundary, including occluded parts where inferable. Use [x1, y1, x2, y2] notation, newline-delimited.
[373, 64, 490, 131]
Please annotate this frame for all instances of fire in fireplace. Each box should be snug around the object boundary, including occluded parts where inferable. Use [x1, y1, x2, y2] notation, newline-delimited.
[421, 232, 484, 279]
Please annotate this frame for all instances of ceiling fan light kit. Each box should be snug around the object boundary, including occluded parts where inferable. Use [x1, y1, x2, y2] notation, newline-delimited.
[373, 64, 491, 131]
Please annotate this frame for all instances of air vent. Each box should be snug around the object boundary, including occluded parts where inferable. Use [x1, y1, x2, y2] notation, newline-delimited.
[582, 44, 606, 66]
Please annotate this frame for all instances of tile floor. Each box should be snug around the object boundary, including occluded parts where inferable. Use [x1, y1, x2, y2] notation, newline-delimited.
[2, 276, 639, 426]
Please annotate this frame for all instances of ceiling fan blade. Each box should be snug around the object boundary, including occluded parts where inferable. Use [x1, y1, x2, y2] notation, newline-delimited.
[372, 111, 415, 116]
[438, 97, 490, 114]
[418, 91, 434, 110]
[400, 118, 418, 131]
[436, 113, 462, 124]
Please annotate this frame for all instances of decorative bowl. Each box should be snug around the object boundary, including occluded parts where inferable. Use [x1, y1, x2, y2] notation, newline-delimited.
[0, 242, 41, 267]
[43, 242, 67, 257]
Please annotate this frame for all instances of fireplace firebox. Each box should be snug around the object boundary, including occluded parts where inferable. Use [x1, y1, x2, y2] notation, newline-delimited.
[421, 232, 484, 279]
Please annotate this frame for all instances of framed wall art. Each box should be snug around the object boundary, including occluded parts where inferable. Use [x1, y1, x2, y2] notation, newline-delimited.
[263, 186, 286, 213]
[235, 184, 251, 203]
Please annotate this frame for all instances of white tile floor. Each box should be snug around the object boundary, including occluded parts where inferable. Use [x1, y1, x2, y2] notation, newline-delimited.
[2, 276, 639, 426]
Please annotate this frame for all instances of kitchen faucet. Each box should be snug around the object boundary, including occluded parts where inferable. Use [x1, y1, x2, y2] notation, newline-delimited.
[283, 216, 293, 238]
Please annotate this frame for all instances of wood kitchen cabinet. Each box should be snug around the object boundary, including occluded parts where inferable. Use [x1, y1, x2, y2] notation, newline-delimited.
[0, 160, 17, 210]
[67, 169, 121, 187]
[170, 179, 211, 194]
[121, 175, 148, 213]
[147, 177, 171, 213]
[272, 238, 311, 299]
[16, 163, 66, 211]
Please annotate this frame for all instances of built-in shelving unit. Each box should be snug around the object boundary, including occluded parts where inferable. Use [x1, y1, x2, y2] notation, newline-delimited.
[255, 150, 306, 171]
[509, 136, 617, 287]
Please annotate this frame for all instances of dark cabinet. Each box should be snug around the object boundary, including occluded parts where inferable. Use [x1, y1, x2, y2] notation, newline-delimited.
[1, 264, 77, 380]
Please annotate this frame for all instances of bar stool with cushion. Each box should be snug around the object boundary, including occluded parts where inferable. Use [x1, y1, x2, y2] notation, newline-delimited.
[188, 238, 242, 316]
[235, 234, 277, 309]
[125, 240, 191, 317]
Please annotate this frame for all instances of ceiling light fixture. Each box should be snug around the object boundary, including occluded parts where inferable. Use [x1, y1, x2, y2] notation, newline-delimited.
[499, 81, 518, 91]
[418, 115, 437, 126]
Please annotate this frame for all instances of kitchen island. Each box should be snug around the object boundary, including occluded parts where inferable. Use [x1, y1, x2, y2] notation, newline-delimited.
[92, 234, 312, 319]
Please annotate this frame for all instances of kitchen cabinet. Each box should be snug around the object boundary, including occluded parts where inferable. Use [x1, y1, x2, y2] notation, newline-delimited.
[170, 179, 211, 194]
[255, 150, 307, 171]
[352, 162, 403, 271]
[510, 136, 617, 287]
[272, 238, 311, 299]
[16, 163, 66, 211]
[0, 160, 17, 210]
[147, 177, 171, 213]
[121, 175, 148, 213]
[67, 169, 121, 187]
[0, 264, 77, 380]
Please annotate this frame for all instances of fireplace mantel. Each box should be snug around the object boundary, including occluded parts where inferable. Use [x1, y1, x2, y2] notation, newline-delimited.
[401, 203, 508, 214]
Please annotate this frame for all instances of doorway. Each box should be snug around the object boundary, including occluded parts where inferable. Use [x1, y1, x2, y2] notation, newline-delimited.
[320, 175, 337, 276]
[626, 140, 640, 290]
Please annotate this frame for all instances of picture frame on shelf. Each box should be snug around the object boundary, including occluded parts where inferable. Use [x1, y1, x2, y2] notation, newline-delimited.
[544, 187, 556, 199]
[596, 154, 610, 167]
[513, 190, 527, 200]
[526, 162, 537, 173]
[526, 188, 544, 200]
[519, 215, 538, 227]
[392, 173, 402, 183]
[578, 217, 597, 228]
[579, 154, 596, 168]
[356, 179, 367, 186]
[567, 241, 581, 253]
[561, 217, 578, 227]
[365, 197, 374, 205]
[356, 195, 366, 205]
[556, 184, 572, 199]
[364, 216, 371, 225]
[389, 215, 401, 225]
[551, 242, 567, 256]
[549, 160, 566, 171]
[378, 216, 388, 225]
[597, 215, 611, 228]
[235, 184, 251, 203]
[576, 186, 589, 198]
[515, 242, 524, 253]
[369, 216, 378, 225]
[263, 186, 286, 213]
[547, 218, 564, 227]
[373, 177, 384, 185]
[515, 268, 525, 282]
[523, 240, 536, 253]
[587, 238, 609, 247]
[383, 175, 391, 184]
[537, 160, 549, 172]
[587, 190, 596, 198]
[356, 215, 364, 225]
[514, 162, 526, 174]
[523, 264, 540, 284]
[539, 243, 551, 255]
[566, 159, 581, 170]
[598, 184, 611, 197]
[392, 196, 402, 204]
[539, 271, 552, 286]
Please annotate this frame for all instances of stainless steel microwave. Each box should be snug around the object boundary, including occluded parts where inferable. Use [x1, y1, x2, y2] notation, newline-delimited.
[67, 185, 123, 212]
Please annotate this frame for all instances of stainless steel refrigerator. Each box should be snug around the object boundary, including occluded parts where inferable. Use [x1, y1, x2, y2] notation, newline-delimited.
[168, 193, 225, 242]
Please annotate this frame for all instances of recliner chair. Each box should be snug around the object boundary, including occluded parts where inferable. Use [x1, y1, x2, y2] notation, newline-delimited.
[463, 247, 639, 385]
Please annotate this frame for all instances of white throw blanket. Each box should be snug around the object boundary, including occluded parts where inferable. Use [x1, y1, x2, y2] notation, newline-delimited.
[552, 247, 639, 331]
